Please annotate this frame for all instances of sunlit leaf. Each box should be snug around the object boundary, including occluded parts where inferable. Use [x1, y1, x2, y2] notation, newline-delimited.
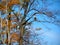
[8, 0, 20, 7]
[0, 4, 6, 10]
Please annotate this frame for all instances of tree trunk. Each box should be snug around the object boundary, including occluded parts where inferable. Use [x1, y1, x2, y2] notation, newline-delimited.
[7, 20, 11, 45]
[20, 26, 24, 45]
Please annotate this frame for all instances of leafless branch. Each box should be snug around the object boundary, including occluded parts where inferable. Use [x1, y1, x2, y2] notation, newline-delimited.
[28, 0, 35, 11]
[21, 12, 39, 25]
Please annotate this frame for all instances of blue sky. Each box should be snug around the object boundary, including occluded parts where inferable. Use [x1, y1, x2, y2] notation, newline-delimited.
[30, 0, 60, 45]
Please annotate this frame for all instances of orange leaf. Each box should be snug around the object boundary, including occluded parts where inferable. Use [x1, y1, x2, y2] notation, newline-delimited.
[8, 0, 20, 7]
[0, 4, 6, 10]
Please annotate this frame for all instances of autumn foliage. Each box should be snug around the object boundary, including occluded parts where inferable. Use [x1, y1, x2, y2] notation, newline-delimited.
[10, 33, 19, 42]
[8, 0, 20, 7]
[0, 4, 6, 10]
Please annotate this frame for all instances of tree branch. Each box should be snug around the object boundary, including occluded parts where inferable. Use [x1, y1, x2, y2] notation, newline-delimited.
[27, 8, 43, 14]
[21, 0, 37, 23]
[28, 0, 35, 11]
[21, 12, 39, 25]
[27, 8, 54, 17]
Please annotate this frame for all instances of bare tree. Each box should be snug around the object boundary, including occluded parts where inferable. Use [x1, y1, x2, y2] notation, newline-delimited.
[0, 0, 59, 45]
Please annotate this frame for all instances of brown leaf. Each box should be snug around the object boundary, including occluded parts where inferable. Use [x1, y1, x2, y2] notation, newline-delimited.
[0, 4, 6, 10]
[8, 0, 20, 7]
[10, 33, 19, 42]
